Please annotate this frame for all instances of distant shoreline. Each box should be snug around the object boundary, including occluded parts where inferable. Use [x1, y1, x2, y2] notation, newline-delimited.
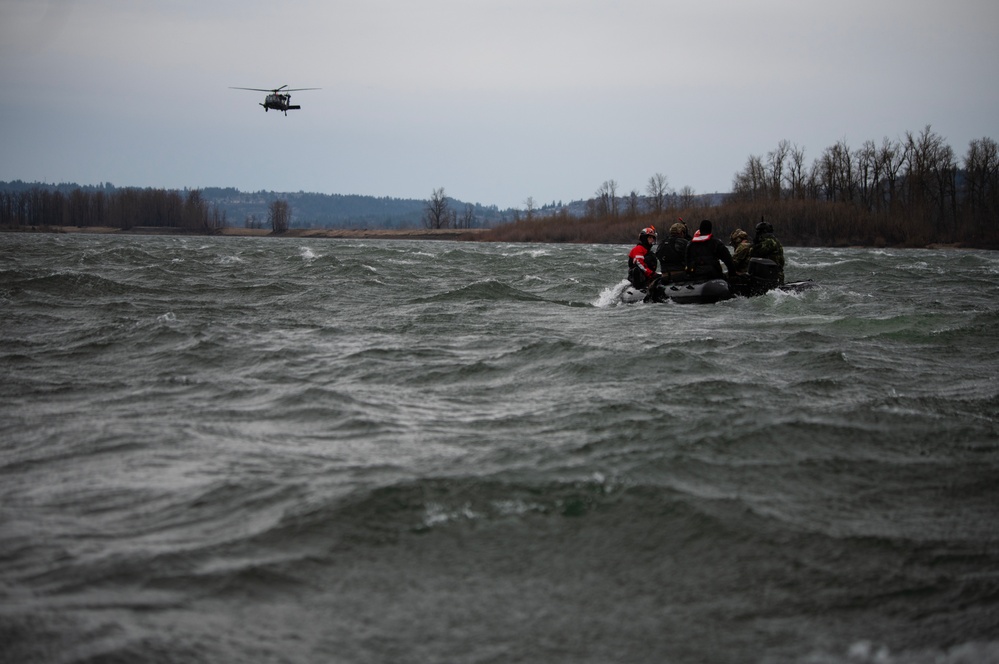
[1, 225, 491, 241]
[0, 225, 978, 250]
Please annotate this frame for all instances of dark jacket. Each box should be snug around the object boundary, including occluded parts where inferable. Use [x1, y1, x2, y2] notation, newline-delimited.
[685, 233, 735, 278]
[655, 236, 689, 274]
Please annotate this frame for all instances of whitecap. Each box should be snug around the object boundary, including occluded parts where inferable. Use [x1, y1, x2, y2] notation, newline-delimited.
[593, 279, 632, 307]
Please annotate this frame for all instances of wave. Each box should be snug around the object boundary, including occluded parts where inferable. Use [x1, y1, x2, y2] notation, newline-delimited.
[417, 279, 549, 304]
[4, 237, 999, 664]
[3, 444, 996, 663]
[593, 279, 633, 307]
[802, 641, 999, 664]
[4, 270, 144, 298]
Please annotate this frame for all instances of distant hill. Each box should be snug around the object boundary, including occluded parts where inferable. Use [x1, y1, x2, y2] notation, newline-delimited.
[0, 181, 518, 230]
[198, 187, 519, 230]
[0, 181, 726, 230]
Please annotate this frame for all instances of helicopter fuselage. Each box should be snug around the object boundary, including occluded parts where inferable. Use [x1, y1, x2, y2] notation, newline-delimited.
[261, 94, 302, 113]
[262, 94, 300, 113]
[231, 86, 318, 115]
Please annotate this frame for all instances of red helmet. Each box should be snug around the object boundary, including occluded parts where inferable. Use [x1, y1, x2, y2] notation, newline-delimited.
[639, 226, 657, 245]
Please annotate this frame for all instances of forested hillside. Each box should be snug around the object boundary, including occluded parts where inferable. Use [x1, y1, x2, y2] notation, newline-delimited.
[0, 182, 513, 230]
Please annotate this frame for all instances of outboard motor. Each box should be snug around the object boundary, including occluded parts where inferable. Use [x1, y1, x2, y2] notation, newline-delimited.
[747, 258, 780, 281]
[733, 258, 781, 297]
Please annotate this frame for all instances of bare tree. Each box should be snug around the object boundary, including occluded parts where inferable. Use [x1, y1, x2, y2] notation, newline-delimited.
[878, 137, 905, 211]
[182, 189, 205, 229]
[459, 203, 476, 229]
[766, 139, 791, 199]
[208, 204, 226, 231]
[856, 140, 879, 211]
[595, 180, 618, 219]
[903, 125, 943, 208]
[901, 125, 959, 235]
[964, 137, 999, 212]
[835, 139, 856, 203]
[626, 190, 642, 219]
[936, 143, 958, 233]
[816, 140, 855, 203]
[268, 199, 290, 233]
[645, 172, 670, 216]
[786, 143, 808, 199]
[524, 196, 536, 221]
[423, 187, 450, 229]
[678, 185, 697, 209]
[732, 155, 766, 200]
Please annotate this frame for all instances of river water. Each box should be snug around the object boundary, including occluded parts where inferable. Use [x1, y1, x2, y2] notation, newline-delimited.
[2, 233, 998, 663]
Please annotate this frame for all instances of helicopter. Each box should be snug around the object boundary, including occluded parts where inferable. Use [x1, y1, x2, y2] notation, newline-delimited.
[230, 85, 320, 115]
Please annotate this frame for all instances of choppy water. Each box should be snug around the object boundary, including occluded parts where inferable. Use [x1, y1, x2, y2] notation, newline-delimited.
[2, 233, 998, 664]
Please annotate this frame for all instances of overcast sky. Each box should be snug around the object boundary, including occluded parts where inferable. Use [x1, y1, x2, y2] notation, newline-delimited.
[2, 0, 997, 209]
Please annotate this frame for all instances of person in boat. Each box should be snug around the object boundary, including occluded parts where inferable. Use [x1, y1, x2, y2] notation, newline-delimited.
[750, 220, 785, 284]
[685, 219, 736, 280]
[628, 226, 662, 291]
[729, 229, 752, 274]
[654, 221, 691, 281]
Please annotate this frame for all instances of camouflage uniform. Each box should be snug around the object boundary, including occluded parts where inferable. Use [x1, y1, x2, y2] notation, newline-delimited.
[750, 222, 785, 284]
[729, 229, 752, 273]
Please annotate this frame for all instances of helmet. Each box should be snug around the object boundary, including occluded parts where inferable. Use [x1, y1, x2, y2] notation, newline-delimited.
[730, 229, 748, 246]
[669, 222, 686, 237]
[755, 221, 774, 235]
[639, 226, 657, 246]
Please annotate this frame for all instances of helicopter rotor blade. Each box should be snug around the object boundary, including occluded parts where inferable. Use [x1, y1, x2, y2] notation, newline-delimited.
[230, 86, 320, 93]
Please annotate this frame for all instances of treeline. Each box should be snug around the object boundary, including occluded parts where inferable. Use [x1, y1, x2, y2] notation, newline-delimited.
[729, 126, 998, 246]
[486, 126, 999, 248]
[0, 186, 227, 232]
[421, 187, 481, 229]
[0, 181, 517, 231]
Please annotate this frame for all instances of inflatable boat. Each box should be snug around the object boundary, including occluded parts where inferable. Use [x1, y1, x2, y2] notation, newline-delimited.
[621, 258, 816, 305]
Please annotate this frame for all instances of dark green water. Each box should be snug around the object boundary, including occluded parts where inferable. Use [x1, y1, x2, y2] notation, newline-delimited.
[2, 234, 998, 663]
